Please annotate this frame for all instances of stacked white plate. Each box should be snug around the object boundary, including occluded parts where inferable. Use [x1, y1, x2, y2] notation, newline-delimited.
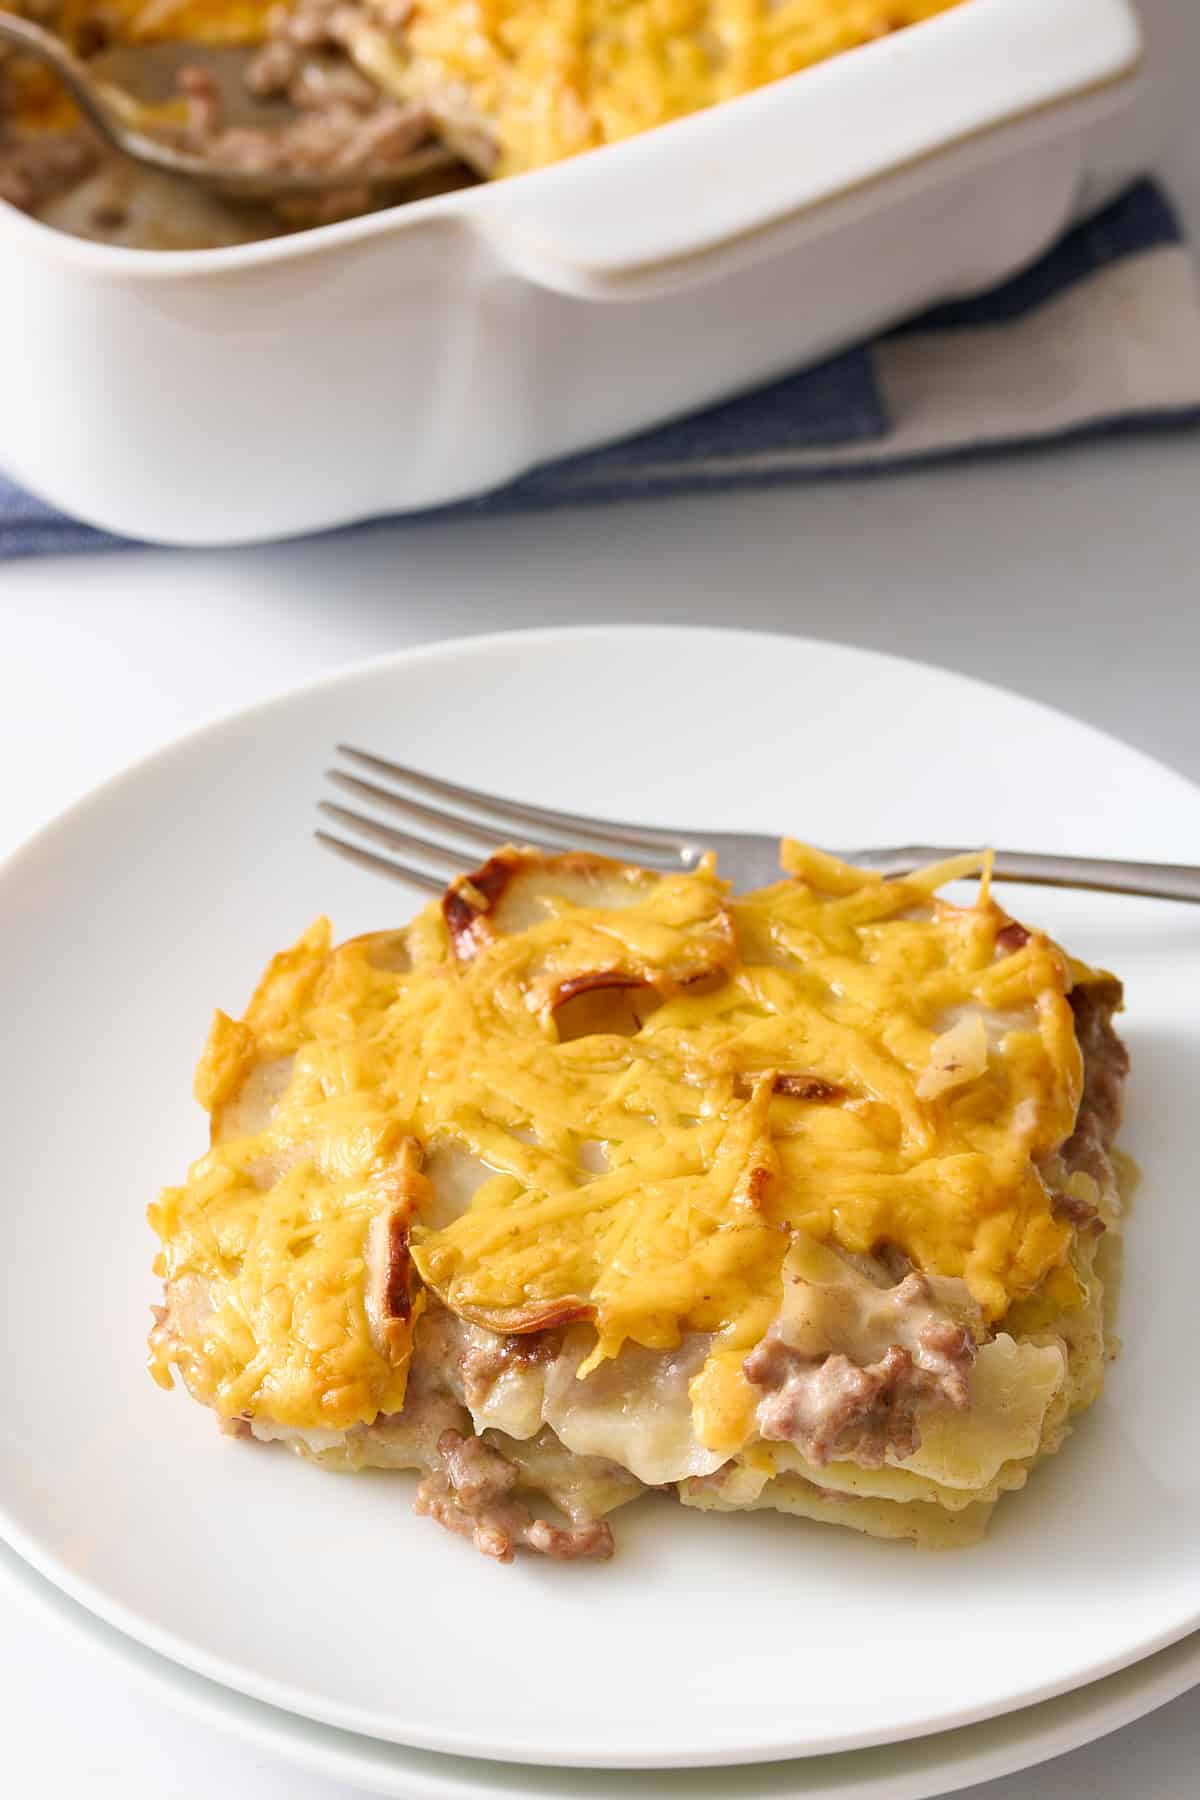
[2, 627, 1197, 1797]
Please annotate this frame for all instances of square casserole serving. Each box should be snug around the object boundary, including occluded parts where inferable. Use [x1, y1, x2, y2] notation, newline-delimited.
[148, 844, 1132, 1562]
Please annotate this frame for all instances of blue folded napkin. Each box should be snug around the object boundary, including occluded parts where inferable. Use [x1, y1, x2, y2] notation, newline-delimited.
[3, 178, 1198, 557]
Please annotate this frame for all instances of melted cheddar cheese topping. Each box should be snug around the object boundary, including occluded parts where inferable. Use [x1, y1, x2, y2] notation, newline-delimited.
[56, 0, 272, 43]
[401, 0, 968, 175]
[148, 844, 1104, 1436]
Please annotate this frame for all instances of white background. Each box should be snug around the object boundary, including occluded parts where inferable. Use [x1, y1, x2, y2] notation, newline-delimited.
[2, 39, 1199, 1800]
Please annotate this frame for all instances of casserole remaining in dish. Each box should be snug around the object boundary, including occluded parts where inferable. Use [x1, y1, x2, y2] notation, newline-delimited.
[0, 0, 968, 233]
[401, 0, 967, 175]
[148, 842, 1130, 1562]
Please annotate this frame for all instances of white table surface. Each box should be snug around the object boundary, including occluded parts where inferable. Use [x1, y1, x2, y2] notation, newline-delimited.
[3, 92, 1200, 1800]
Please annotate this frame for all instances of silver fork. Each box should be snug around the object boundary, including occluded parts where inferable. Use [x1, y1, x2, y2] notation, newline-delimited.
[315, 746, 1200, 903]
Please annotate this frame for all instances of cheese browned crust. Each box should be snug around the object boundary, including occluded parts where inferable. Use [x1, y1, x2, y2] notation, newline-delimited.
[148, 842, 1129, 1561]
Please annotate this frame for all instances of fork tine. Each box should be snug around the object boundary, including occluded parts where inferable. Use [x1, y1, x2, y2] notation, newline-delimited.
[317, 801, 473, 874]
[326, 766, 681, 870]
[336, 744, 695, 864]
[314, 831, 445, 894]
[327, 770, 557, 856]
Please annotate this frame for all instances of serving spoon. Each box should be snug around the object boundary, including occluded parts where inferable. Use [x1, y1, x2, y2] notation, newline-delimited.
[0, 11, 459, 200]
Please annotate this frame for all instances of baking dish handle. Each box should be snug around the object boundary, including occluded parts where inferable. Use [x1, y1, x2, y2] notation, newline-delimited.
[470, 0, 1142, 301]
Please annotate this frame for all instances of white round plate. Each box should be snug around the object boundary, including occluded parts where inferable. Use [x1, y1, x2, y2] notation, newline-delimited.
[6, 1540, 1199, 1800]
[0, 626, 1197, 1770]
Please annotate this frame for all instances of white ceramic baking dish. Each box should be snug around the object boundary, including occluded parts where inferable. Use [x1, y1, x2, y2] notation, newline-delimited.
[0, 0, 1159, 546]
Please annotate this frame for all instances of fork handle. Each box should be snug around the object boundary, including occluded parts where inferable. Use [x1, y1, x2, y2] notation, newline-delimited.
[850, 847, 1200, 904]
